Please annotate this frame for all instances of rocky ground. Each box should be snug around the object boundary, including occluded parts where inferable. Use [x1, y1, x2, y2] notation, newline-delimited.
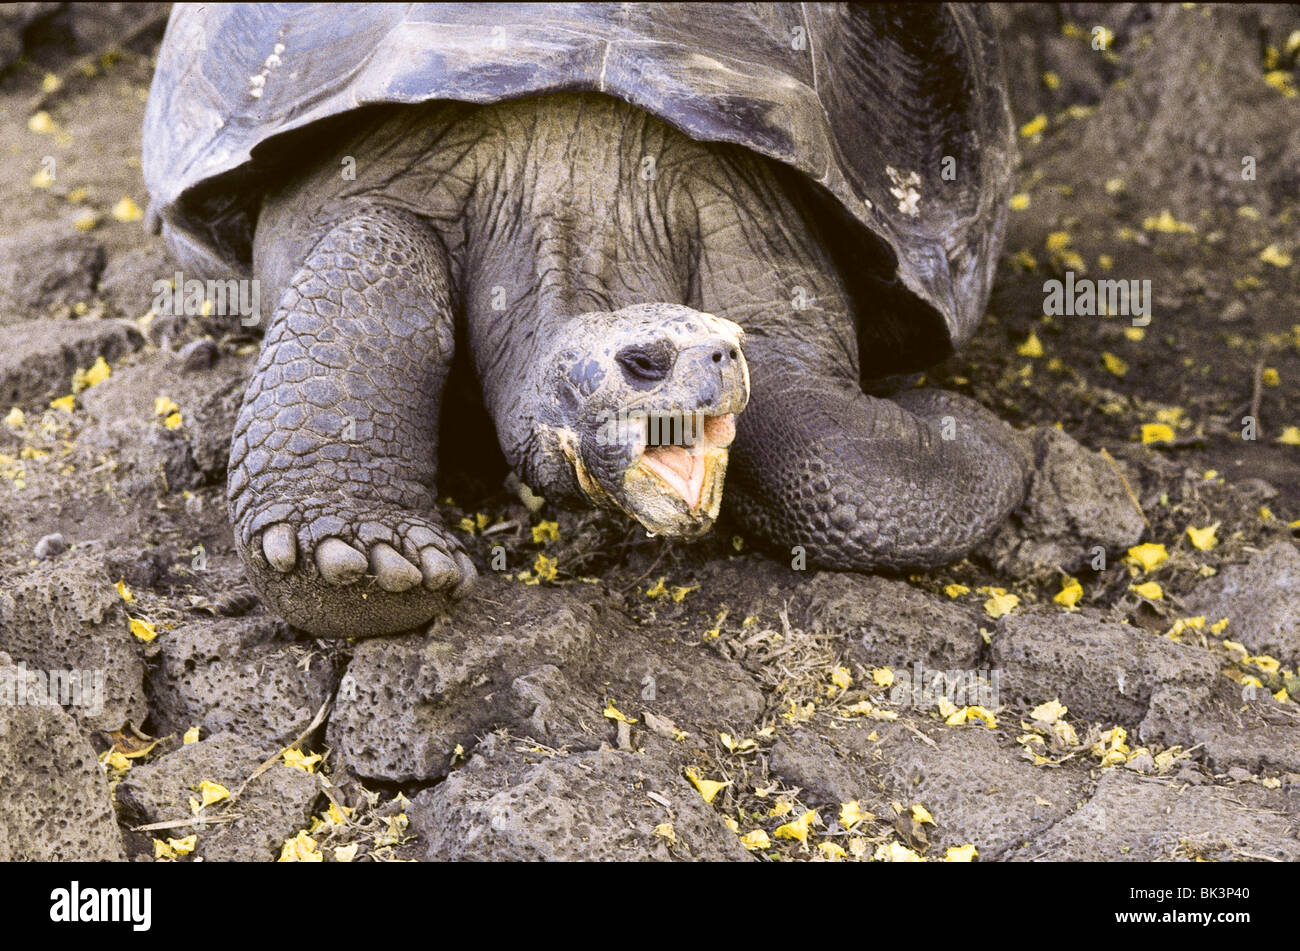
[0, 3, 1297, 862]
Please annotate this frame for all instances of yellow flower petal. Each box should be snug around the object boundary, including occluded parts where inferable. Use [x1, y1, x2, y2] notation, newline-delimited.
[839, 800, 871, 830]
[277, 830, 322, 862]
[282, 748, 322, 773]
[183, 726, 200, 744]
[1030, 699, 1067, 724]
[530, 519, 560, 544]
[1126, 543, 1169, 573]
[945, 844, 978, 862]
[684, 767, 729, 805]
[197, 780, 230, 808]
[983, 589, 1019, 619]
[1263, 71, 1297, 97]
[773, 809, 818, 843]
[111, 197, 143, 223]
[1054, 577, 1083, 609]
[1102, 352, 1129, 377]
[602, 701, 637, 724]
[719, 732, 757, 753]
[1142, 210, 1195, 234]
[1140, 423, 1175, 444]
[1131, 581, 1164, 600]
[128, 617, 157, 642]
[818, 842, 847, 861]
[1259, 244, 1292, 267]
[104, 750, 131, 771]
[739, 829, 771, 851]
[874, 841, 925, 862]
[1185, 522, 1219, 550]
[1019, 114, 1048, 138]
[1017, 331, 1044, 357]
[167, 834, 196, 856]
[943, 584, 970, 598]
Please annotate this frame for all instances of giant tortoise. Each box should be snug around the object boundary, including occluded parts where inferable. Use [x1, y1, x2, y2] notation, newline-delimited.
[142, 3, 1026, 637]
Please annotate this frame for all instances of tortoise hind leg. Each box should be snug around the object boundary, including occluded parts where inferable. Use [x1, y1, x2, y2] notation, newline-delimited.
[229, 203, 475, 637]
[726, 378, 1031, 569]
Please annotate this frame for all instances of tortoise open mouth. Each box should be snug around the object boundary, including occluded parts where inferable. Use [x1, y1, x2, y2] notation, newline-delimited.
[635, 411, 736, 513]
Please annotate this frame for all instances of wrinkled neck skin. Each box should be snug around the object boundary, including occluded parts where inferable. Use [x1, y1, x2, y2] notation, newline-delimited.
[459, 95, 696, 502]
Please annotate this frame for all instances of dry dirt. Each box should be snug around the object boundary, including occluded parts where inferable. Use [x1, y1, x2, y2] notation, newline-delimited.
[0, 3, 1297, 862]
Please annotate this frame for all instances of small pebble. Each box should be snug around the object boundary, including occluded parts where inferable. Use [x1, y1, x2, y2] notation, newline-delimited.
[1235, 478, 1277, 501]
[34, 533, 66, 558]
[179, 337, 218, 372]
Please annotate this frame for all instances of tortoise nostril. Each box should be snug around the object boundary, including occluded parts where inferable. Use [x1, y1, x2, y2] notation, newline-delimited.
[729, 349, 738, 360]
[711, 350, 723, 363]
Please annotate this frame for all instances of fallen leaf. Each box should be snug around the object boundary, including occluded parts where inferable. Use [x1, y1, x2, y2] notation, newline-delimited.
[1131, 581, 1163, 600]
[773, 810, 818, 844]
[1054, 577, 1083, 609]
[739, 829, 771, 851]
[873, 841, 924, 862]
[277, 830, 322, 862]
[197, 779, 230, 808]
[982, 588, 1019, 619]
[1126, 543, 1169, 573]
[684, 767, 729, 805]
[282, 748, 322, 773]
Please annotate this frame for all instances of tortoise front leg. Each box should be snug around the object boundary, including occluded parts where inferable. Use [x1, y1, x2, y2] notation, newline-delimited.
[726, 373, 1031, 569]
[687, 152, 1030, 570]
[229, 204, 475, 637]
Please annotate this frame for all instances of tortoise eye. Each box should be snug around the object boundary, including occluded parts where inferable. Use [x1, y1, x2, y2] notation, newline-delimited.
[616, 342, 674, 384]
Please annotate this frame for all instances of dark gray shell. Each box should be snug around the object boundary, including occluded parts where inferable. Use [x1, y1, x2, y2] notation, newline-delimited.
[143, 3, 1014, 362]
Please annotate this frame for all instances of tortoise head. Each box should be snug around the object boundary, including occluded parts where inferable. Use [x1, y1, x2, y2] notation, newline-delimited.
[530, 303, 749, 537]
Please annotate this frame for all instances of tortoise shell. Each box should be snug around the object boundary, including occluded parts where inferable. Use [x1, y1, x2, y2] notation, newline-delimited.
[143, 2, 1014, 368]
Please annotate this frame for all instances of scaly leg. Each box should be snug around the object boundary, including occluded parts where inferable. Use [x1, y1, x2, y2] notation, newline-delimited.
[229, 204, 475, 637]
